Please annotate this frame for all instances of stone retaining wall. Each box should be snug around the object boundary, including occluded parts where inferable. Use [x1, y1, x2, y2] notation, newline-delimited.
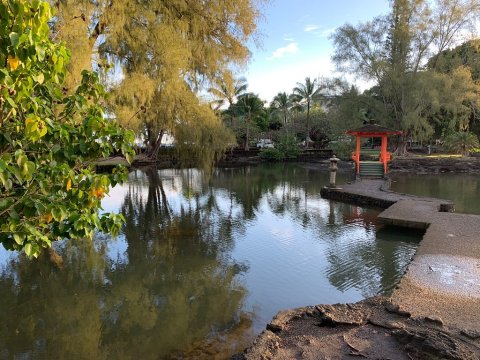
[320, 187, 395, 209]
[390, 157, 480, 174]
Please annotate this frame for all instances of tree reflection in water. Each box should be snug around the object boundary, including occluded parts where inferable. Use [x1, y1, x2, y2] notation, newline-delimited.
[0, 164, 424, 359]
[323, 202, 422, 297]
[0, 167, 251, 359]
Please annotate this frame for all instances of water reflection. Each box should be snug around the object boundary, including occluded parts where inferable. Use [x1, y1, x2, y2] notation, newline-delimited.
[0, 164, 422, 359]
[390, 173, 480, 214]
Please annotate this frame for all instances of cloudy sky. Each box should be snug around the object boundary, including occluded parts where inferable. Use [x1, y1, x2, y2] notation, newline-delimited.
[244, 0, 390, 102]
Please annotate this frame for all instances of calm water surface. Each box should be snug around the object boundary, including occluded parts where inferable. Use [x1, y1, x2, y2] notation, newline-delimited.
[390, 173, 480, 214]
[0, 164, 422, 359]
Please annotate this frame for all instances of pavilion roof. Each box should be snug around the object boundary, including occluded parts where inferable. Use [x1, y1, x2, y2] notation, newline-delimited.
[346, 123, 402, 136]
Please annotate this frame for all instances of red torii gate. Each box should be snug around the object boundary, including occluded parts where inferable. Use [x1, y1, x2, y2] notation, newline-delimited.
[346, 122, 402, 175]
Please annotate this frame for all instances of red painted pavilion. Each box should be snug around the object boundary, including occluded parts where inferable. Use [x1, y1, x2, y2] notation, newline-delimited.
[346, 122, 402, 176]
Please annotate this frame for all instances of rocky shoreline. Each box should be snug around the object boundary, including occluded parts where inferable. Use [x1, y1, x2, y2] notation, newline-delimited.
[389, 156, 480, 174]
[236, 297, 480, 360]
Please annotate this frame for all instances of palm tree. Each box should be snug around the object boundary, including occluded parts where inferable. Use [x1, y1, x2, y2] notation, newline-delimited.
[208, 74, 248, 123]
[292, 77, 323, 147]
[234, 93, 265, 150]
[270, 92, 295, 125]
[444, 131, 479, 156]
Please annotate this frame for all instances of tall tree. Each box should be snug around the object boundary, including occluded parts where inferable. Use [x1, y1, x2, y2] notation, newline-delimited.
[431, 39, 480, 79]
[48, 0, 99, 91]
[332, 0, 480, 153]
[429, 40, 480, 134]
[209, 74, 248, 111]
[234, 93, 265, 150]
[270, 92, 295, 125]
[208, 74, 248, 129]
[292, 77, 323, 147]
[51, 0, 262, 164]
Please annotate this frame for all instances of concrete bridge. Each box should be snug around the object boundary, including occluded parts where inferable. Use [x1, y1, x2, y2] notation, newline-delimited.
[321, 179, 480, 332]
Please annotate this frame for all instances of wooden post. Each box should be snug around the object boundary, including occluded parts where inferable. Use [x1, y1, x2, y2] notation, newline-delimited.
[381, 135, 387, 174]
[356, 135, 361, 174]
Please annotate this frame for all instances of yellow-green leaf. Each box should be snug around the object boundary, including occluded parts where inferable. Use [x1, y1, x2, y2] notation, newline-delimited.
[34, 73, 44, 84]
[13, 233, 24, 245]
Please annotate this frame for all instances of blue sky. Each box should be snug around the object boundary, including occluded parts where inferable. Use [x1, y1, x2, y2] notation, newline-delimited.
[244, 0, 390, 102]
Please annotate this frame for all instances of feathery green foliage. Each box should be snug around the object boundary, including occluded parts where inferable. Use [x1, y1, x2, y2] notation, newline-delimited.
[51, 0, 262, 165]
[332, 0, 480, 153]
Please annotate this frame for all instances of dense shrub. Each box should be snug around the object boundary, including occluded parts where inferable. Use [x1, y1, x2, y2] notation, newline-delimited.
[329, 139, 355, 160]
[277, 135, 302, 159]
[259, 135, 302, 161]
[259, 147, 283, 161]
[443, 131, 479, 156]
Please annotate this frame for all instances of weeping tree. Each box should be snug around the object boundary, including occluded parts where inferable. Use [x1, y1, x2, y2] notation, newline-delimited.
[332, 0, 480, 154]
[48, 0, 100, 92]
[429, 39, 480, 136]
[51, 0, 263, 165]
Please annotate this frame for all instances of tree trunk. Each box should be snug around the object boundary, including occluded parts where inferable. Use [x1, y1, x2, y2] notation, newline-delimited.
[394, 134, 409, 156]
[305, 102, 310, 148]
[245, 119, 250, 151]
[146, 130, 165, 160]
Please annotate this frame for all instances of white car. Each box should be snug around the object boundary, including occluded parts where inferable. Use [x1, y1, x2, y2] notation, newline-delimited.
[256, 139, 274, 148]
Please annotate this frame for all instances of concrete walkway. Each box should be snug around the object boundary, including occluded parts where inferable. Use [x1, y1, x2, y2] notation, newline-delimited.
[321, 179, 480, 334]
[321, 178, 453, 212]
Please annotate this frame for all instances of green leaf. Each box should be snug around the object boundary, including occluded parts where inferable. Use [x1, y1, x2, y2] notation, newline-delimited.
[12, 168, 23, 183]
[38, 124, 47, 138]
[0, 172, 8, 185]
[0, 199, 8, 210]
[22, 161, 35, 180]
[16, 154, 27, 168]
[125, 151, 134, 164]
[52, 208, 63, 222]
[5, 179, 13, 191]
[34, 72, 44, 84]
[9, 32, 20, 47]
[24, 243, 32, 257]
[18, 33, 29, 46]
[6, 97, 16, 108]
[13, 233, 24, 245]
[35, 45, 45, 61]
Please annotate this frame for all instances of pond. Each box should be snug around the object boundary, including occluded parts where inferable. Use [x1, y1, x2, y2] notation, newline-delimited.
[390, 173, 480, 215]
[0, 164, 423, 359]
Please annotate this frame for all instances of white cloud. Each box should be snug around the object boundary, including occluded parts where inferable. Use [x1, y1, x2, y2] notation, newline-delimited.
[247, 56, 335, 102]
[304, 25, 319, 32]
[316, 27, 336, 38]
[269, 42, 299, 60]
[246, 56, 377, 103]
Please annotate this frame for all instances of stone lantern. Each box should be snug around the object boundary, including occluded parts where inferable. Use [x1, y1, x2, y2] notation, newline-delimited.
[329, 155, 339, 188]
